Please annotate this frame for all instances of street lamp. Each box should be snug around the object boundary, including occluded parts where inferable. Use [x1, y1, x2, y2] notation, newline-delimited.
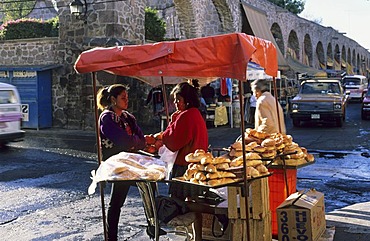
[70, 0, 88, 20]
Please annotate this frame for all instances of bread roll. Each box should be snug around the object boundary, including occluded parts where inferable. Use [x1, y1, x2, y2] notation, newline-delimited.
[113, 166, 129, 175]
[305, 153, 314, 162]
[116, 159, 146, 170]
[213, 156, 231, 164]
[230, 153, 262, 167]
[191, 163, 205, 171]
[301, 147, 308, 154]
[189, 177, 199, 184]
[287, 151, 305, 159]
[246, 166, 260, 177]
[200, 156, 213, 165]
[229, 149, 244, 157]
[282, 134, 293, 145]
[254, 131, 270, 140]
[194, 149, 206, 157]
[231, 141, 242, 150]
[261, 138, 276, 148]
[275, 143, 285, 151]
[255, 164, 268, 174]
[207, 178, 235, 186]
[206, 171, 236, 179]
[184, 168, 197, 180]
[261, 150, 276, 158]
[230, 158, 243, 167]
[215, 162, 229, 170]
[245, 141, 258, 152]
[253, 145, 266, 153]
[204, 164, 217, 173]
[246, 159, 263, 167]
[284, 159, 299, 166]
[185, 153, 200, 163]
[194, 171, 207, 181]
[245, 152, 262, 160]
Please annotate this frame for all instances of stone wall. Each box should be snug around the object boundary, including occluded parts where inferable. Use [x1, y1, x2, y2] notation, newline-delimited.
[0, 38, 59, 65]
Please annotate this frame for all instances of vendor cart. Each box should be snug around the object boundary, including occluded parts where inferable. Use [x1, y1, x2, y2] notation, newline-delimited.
[74, 33, 279, 241]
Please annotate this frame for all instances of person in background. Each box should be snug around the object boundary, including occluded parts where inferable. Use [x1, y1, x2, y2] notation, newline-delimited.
[97, 84, 148, 241]
[248, 93, 257, 124]
[200, 83, 216, 104]
[145, 86, 165, 121]
[162, 79, 209, 241]
[251, 79, 286, 134]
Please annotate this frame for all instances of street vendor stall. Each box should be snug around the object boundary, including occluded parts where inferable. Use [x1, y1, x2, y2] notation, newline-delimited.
[74, 33, 280, 241]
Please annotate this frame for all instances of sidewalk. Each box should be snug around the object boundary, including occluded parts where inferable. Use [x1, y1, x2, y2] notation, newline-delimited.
[25, 126, 370, 241]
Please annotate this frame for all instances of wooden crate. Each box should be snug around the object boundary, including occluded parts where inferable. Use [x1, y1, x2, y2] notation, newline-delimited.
[227, 178, 271, 241]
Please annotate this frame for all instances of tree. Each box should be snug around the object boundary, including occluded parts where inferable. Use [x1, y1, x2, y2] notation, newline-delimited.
[0, 0, 36, 22]
[267, 0, 305, 14]
[145, 7, 166, 42]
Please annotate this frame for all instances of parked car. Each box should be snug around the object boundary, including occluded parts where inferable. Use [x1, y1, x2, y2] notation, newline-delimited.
[361, 87, 370, 120]
[0, 82, 25, 146]
[290, 79, 350, 127]
[342, 75, 368, 101]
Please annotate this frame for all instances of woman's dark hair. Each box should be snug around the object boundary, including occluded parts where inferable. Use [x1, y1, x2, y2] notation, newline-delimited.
[171, 79, 200, 109]
[97, 84, 129, 110]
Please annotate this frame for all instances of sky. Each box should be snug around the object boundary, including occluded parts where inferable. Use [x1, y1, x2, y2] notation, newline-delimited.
[299, 0, 370, 51]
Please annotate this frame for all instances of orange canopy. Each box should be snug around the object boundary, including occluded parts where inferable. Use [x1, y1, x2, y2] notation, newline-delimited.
[74, 33, 278, 86]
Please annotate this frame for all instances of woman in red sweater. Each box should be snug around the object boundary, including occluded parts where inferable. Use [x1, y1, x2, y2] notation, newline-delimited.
[162, 80, 209, 199]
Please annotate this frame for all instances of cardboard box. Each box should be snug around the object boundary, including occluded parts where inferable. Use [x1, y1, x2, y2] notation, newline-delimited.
[277, 189, 326, 241]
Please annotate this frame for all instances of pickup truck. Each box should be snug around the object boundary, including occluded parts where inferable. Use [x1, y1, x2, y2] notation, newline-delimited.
[289, 79, 350, 127]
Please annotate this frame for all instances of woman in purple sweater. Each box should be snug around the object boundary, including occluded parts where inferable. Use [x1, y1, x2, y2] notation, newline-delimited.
[97, 84, 146, 241]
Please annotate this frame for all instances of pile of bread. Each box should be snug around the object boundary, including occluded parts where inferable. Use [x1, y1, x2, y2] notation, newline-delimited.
[182, 148, 269, 186]
[144, 132, 163, 154]
[228, 128, 315, 167]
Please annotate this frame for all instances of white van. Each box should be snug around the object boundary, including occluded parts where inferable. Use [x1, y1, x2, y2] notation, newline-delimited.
[0, 82, 25, 145]
[342, 75, 368, 100]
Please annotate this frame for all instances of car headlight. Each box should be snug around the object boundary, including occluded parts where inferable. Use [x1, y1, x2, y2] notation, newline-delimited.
[292, 103, 299, 109]
[334, 103, 342, 109]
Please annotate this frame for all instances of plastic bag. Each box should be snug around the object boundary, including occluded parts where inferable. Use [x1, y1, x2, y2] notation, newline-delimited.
[88, 151, 166, 195]
[158, 145, 178, 180]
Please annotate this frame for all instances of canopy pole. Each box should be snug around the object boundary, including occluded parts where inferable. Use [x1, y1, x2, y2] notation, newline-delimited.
[92, 72, 108, 241]
[272, 77, 282, 133]
[238, 80, 251, 241]
[161, 76, 170, 127]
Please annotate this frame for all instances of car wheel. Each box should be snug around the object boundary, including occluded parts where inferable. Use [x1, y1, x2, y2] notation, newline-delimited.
[292, 118, 300, 127]
[336, 117, 343, 127]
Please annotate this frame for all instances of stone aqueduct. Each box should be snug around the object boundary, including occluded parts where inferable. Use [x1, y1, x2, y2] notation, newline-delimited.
[0, 0, 369, 130]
